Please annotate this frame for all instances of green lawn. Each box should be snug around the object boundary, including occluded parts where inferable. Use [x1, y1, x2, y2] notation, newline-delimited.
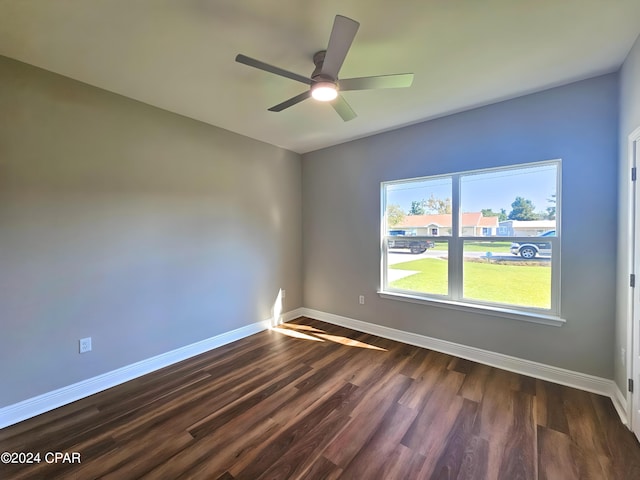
[389, 257, 550, 308]
[391, 258, 449, 295]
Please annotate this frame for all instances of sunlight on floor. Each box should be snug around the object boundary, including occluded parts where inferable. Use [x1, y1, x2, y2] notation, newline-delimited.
[314, 333, 387, 351]
[271, 327, 324, 341]
[278, 323, 325, 333]
[272, 323, 387, 351]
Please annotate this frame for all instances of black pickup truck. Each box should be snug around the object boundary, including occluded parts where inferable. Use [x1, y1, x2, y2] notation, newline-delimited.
[387, 230, 435, 254]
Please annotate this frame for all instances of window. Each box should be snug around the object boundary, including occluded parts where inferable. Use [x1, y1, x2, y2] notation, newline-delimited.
[381, 161, 560, 320]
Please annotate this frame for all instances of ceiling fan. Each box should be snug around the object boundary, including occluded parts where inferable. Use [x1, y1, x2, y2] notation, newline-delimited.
[235, 15, 414, 121]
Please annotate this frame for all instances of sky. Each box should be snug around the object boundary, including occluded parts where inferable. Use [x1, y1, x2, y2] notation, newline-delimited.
[385, 163, 557, 215]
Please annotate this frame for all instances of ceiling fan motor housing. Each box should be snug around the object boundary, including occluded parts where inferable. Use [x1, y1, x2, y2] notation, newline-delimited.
[311, 50, 334, 83]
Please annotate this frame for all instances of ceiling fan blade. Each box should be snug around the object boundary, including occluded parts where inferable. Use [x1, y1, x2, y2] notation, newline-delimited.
[268, 91, 311, 112]
[339, 73, 414, 91]
[331, 94, 357, 122]
[320, 15, 360, 79]
[236, 54, 312, 85]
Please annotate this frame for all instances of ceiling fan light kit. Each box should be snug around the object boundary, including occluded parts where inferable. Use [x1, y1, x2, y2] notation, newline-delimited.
[311, 81, 338, 101]
[235, 14, 414, 121]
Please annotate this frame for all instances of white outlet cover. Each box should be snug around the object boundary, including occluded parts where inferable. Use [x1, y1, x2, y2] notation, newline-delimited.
[79, 337, 92, 353]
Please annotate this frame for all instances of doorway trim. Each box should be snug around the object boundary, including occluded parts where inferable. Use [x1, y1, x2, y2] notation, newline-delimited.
[627, 125, 640, 438]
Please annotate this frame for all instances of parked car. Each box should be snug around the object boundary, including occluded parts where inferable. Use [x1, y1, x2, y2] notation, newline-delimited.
[510, 230, 555, 258]
[387, 234, 435, 254]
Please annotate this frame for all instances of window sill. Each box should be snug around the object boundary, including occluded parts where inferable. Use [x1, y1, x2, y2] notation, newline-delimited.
[377, 290, 566, 327]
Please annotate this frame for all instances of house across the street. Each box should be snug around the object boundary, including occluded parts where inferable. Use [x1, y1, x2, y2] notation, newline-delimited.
[394, 212, 499, 236]
[498, 220, 556, 236]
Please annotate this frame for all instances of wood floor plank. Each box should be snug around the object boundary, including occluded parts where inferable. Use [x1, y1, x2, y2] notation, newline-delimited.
[497, 391, 536, 480]
[448, 357, 476, 375]
[456, 360, 492, 403]
[298, 456, 342, 480]
[188, 364, 312, 439]
[427, 398, 479, 479]
[213, 472, 235, 480]
[471, 368, 521, 478]
[252, 399, 353, 479]
[322, 374, 412, 467]
[401, 369, 466, 454]
[590, 393, 640, 478]
[538, 425, 580, 480]
[398, 350, 452, 409]
[231, 382, 360, 480]
[77, 430, 194, 480]
[166, 417, 281, 480]
[377, 444, 427, 480]
[169, 365, 352, 478]
[403, 393, 467, 478]
[563, 386, 611, 477]
[338, 402, 418, 478]
[455, 435, 490, 480]
[535, 379, 570, 434]
[1, 317, 637, 480]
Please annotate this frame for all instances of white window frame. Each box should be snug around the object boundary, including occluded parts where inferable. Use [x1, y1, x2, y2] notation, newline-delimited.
[380, 160, 563, 326]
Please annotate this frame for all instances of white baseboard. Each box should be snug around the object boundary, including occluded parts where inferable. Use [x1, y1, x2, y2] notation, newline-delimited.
[298, 308, 630, 426]
[612, 384, 629, 426]
[0, 309, 303, 430]
[1, 306, 628, 429]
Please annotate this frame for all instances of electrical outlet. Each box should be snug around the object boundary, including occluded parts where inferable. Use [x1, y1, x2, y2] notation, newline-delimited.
[359, 295, 365, 305]
[621, 347, 626, 366]
[282, 289, 286, 299]
[79, 337, 92, 354]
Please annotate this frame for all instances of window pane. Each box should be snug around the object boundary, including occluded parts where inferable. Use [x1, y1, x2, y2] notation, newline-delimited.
[385, 177, 452, 237]
[462, 240, 552, 309]
[381, 160, 559, 316]
[387, 240, 448, 296]
[460, 164, 557, 237]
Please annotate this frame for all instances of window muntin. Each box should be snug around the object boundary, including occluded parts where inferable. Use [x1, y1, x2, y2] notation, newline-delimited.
[382, 161, 560, 317]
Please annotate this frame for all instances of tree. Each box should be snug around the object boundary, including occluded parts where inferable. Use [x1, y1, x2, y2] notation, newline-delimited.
[545, 194, 556, 220]
[481, 208, 507, 222]
[425, 194, 451, 214]
[386, 204, 405, 227]
[508, 197, 539, 221]
[408, 200, 426, 216]
[408, 195, 451, 215]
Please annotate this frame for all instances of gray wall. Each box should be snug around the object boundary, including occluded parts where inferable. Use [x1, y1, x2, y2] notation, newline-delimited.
[0, 56, 302, 407]
[616, 33, 640, 392]
[303, 74, 619, 379]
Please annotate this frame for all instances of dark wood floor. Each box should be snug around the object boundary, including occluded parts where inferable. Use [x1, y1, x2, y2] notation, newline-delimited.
[1, 317, 639, 479]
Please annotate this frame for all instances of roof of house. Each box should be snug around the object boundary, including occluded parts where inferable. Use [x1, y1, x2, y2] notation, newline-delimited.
[396, 213, 499, 229]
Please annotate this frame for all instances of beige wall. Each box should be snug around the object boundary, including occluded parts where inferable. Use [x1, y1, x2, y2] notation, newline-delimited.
[0, 56, 302, 407]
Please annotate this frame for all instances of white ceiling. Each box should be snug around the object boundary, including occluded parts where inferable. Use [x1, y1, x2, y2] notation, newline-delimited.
[1, 1, 639, 154]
